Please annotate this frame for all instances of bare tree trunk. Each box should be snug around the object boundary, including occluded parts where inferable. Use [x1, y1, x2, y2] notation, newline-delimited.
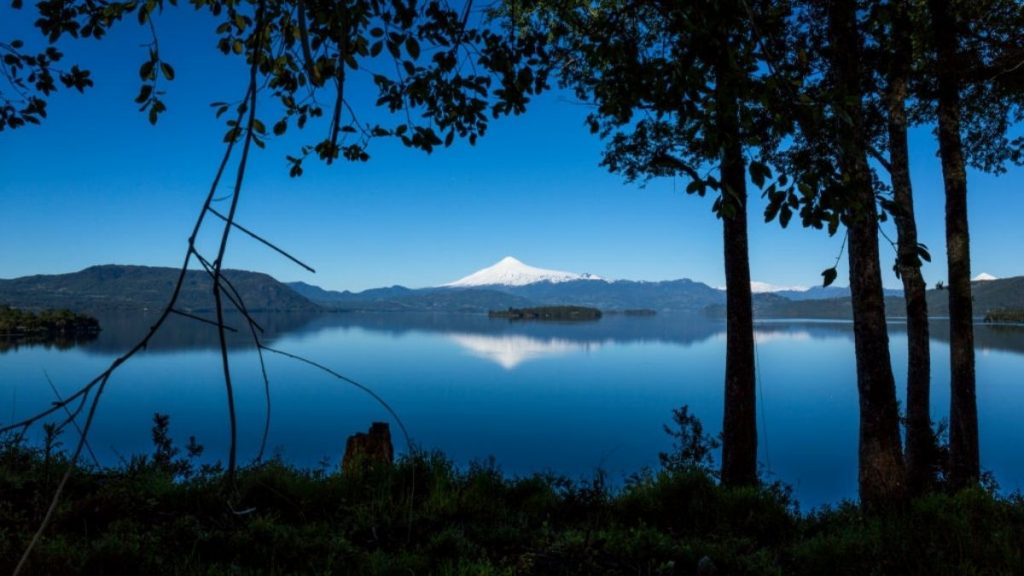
[928, 0, 979, 489]
[717, 50, 758, 487]
[887, 0, 934, 497]
[829, 0, 906, 508]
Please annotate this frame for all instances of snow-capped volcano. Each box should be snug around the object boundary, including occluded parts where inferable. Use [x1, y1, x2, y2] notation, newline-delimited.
[973, 272, 998, 281]
[443, 256, 603, 287]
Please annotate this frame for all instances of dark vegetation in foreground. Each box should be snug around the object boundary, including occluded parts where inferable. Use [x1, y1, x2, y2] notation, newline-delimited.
[3, 415, 1023, 575]
[489, 306, 602, 321]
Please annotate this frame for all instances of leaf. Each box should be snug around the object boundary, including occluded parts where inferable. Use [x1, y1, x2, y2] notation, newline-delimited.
[828, 213, 840, 236]
[749, 161, 771, 189]
[405, 37, 420, 60]
[160, 62, 175, 80]
[763, 194, 781, 223]
[779, 205, 792, 228]
[134, 84, 153, 104]
[916, 243, 931, 263]
[822, 267, 838, 288]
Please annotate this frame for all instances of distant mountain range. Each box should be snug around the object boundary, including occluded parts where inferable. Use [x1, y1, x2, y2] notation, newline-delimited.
[289, 257, 906, 313]
[1, 260, 1019, 319]
[288, 256, 726, 312]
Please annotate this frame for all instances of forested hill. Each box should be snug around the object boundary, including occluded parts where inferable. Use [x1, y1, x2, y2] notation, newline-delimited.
[734, 276, 1024, 319]
[926, 276, 1024, 317]
[0, 265, 321, 314]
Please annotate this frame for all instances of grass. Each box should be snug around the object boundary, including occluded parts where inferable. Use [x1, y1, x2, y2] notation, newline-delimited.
[2, 417, 1024, 575]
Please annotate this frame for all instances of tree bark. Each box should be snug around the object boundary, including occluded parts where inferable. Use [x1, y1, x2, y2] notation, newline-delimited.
[886, 0, 934, 497]
[928, 0, 979, 489]
[829, 0, 906, 507]
[716, 49, 758, 488]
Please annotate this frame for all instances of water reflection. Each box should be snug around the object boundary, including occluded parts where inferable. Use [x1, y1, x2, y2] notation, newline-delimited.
[8, 310, 1024, 358]
[448, 333, 603, 369]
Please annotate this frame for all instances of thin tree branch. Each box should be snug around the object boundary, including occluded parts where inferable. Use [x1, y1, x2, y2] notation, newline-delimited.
[206, 207, 316, 273]
[258, 345, 411, 450]
[170, 308, 239, 332]
[43, 371, 100, 468]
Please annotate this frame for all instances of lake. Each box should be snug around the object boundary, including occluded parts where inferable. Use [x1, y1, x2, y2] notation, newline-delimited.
[3, 311, 1023, 509]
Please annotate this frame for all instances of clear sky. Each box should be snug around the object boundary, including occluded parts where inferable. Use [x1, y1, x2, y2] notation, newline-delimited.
[2, 8, 1022, 292]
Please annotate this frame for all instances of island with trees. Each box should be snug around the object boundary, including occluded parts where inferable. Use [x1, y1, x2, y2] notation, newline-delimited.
[984, 309, 1024, 324]
[0, 305, 100, 339]
[489, 306, 602, 320]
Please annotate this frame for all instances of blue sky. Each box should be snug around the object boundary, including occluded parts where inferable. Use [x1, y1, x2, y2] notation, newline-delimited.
[2, 8, 1022, 292]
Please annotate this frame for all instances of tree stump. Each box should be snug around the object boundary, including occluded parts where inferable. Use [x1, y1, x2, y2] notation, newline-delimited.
[341, 422, 394, 473]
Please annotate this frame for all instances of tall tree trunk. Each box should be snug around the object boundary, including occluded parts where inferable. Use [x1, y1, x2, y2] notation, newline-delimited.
[887, 0, 934, 497]
[928, 0, 979, 489]
[829, 0, 906, 508]
[716, 50, 758, 487]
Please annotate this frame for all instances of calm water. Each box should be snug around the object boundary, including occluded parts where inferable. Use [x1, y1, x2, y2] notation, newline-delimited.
[3, 311, 1023, 509]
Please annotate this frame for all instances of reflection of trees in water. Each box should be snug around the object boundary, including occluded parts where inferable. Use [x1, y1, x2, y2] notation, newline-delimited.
[313, 312, 727, 348]
[927, 322, 1024, 356]
[24, 311, 1024, 357]
[0, 333, 98, 354]
[756, 320, 1024, 356]
[74, 311, 324, 354]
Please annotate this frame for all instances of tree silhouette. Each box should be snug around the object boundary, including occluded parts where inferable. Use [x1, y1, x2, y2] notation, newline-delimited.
[518, 0, 793, 487]
[922, 0, 1024, 490]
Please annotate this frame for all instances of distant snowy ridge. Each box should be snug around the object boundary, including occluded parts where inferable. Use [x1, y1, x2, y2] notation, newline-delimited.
[750, 281, 809, 294]
[716, 281, 811, 293]
[973, 272, 998, 281]
[443, 256, 604, 287]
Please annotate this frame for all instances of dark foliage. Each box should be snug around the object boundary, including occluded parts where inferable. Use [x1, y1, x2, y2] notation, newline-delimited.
[2, 423, 1023, 575]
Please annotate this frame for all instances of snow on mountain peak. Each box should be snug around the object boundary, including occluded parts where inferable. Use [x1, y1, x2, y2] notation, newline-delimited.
[750, 281, 809, 294]
[973, 272, 998, 281]
[716, 281, 810, 293]
[442, 256, 604, 287]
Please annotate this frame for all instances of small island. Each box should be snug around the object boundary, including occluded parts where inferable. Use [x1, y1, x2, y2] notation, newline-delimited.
[984, 309, 1024, 324]
[0, 305, 101, 339]
[488, 306, 602, 320]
